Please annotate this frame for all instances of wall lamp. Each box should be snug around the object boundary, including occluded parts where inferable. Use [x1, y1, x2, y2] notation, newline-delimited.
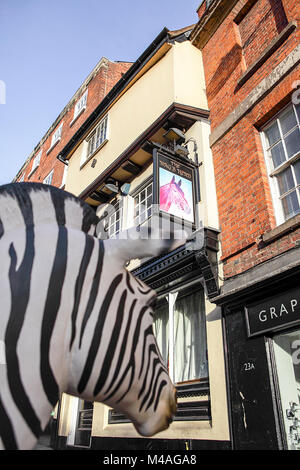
[163, 127, 186, 145]
[104, 180, 131, 196]
[163, 127, 189, 158]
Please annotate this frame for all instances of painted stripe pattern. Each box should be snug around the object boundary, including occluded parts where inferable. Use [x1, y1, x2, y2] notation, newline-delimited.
[0, 183, 175, 450]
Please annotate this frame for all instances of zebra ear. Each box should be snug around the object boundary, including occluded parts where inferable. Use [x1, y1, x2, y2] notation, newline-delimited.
[102, 225, 187, 265]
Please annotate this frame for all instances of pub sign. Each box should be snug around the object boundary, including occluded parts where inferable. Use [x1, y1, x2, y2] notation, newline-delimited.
[153, 150, 196, 225]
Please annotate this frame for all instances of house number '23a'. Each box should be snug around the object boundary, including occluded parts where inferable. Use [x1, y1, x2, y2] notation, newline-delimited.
[244, 362, 255, 371]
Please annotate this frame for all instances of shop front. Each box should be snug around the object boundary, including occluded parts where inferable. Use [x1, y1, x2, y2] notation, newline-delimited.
[213, 248, 300, 450]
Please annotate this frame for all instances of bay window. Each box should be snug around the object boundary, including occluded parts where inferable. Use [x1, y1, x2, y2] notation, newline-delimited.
[153, 286, 208, 384]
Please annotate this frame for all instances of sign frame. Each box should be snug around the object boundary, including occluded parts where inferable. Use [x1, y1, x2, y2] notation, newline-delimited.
[245, 286, 300, 337]
[153, 149, 197, 229]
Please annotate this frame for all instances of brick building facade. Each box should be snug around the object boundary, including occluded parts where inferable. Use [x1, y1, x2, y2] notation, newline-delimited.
[14, 59, 132, 188]
[191, 0, 300, 450]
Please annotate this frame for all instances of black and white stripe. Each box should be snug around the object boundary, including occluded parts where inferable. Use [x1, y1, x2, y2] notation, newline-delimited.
[0, 183, 176, 450]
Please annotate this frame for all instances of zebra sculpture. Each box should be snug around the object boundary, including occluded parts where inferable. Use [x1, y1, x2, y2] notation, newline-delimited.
[0, 183, 184, 450]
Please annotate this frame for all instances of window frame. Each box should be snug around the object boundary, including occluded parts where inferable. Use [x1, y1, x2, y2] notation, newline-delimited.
[60, 163, 68, 189]
[43, 169, 54, 186]
[81, 115, 108, 167]
[47, 122, 63, 154]
[71, 90, 88, 125]
[29, 150, 42, 177]
[133, 180, 153, 226]
[106, 198, 123, 239]
[154, 282, 208, 386]
[261, 102, 300, 225]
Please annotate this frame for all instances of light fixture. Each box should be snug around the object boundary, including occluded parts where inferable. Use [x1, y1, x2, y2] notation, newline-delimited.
[103, 180, 131, 196]
[104, 181, 119, 193]
[120, 182, 131, 196]
[163, 127, 186, 145]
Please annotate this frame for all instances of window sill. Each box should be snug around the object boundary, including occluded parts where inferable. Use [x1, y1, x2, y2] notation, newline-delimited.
[80, 139, 108, 170]
[237, 21, 297, 88]
[46, 138, 60, 155]
[261, 213, 300, 244]
[70, 107, 86, 127]
[270, 151, 300, 177]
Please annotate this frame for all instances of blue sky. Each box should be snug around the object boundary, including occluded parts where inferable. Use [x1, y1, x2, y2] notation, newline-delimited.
[0, 0, 200, 185]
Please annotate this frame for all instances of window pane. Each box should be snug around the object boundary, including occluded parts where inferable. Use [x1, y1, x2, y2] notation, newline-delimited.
[270, 141, 286, 168]
[174, 290, 208, 383]
[277, 167, 295, 195]
[284, 128, 300, 159]
[294, 159, 300, 185]
[281, 191, 300, 219]
[280, 107, 297, 135]
[265, 121, 280, 147]
[153, 301, 169, 367]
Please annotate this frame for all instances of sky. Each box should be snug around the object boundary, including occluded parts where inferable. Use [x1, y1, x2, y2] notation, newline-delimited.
[0, 0, 200, 185]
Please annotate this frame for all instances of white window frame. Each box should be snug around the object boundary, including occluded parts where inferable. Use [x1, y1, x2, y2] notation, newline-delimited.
[106, 199, 123, 238]
[81, 115, 108, 167]
[133, 181, 153, 226]
[48, 122, 63, 154]
[29, 150, 42, 177]
[43, 169, 54, 185]
[71, 90, 88, 124]
[261, 102, 300, 225]
[60, 164, 68, 189]
[153, 283, 208, 385]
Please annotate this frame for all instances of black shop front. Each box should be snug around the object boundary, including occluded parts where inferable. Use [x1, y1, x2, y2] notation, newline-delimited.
[212, 247, 300, 450]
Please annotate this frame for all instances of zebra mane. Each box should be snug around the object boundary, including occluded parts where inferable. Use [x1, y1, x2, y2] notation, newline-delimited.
[0, 182, 99, 235]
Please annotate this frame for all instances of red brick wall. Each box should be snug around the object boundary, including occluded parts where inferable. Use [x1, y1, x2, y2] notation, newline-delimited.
[203, 0, 300, 131]
[200, 0, 300, 279]
[17, 60, 132, 188]
[237, 0, 288, 67]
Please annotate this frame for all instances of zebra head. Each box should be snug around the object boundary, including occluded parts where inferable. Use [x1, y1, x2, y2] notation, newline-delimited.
[68, 228, 184, 438]
[0, 183, 185, 449]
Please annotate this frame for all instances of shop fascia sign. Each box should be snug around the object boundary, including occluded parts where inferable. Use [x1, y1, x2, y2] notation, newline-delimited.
[245, 286, 300, 337]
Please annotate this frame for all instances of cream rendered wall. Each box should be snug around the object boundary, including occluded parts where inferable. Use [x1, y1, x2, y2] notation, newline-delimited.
[185, 120, 220, 230]
[173, 41, 208, 110]
[65, 42, 207, 197]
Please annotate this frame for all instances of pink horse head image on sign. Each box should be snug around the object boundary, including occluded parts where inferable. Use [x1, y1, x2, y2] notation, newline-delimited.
[0, 182, 186, 450]
[159, 171, 193, 223]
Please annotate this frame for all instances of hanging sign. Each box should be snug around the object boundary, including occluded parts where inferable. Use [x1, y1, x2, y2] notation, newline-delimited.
[153, 150, 196, 225]
[245, 287, 300, 337]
